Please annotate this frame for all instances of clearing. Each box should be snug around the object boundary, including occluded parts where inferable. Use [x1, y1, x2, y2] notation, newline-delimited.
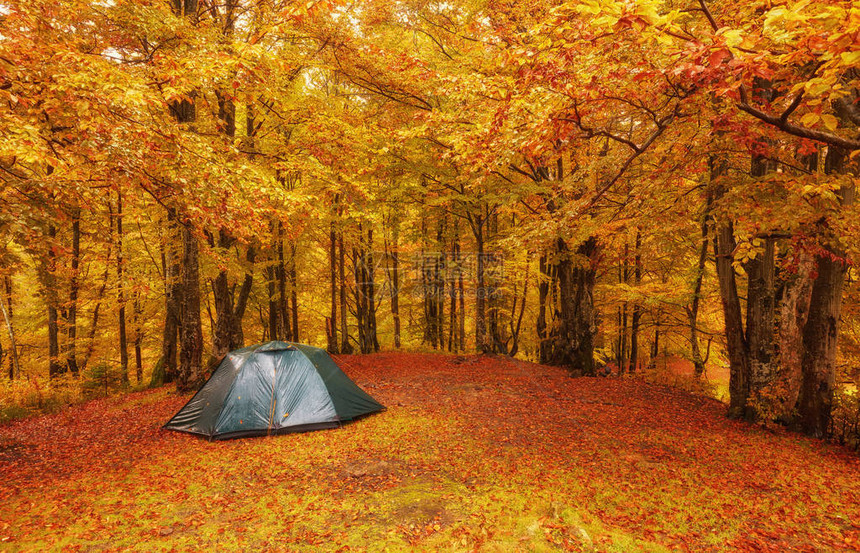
[1, 353, 859, 552]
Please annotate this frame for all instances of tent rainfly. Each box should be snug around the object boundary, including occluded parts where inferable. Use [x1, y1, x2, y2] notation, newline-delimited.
[164, 341, 384, 440]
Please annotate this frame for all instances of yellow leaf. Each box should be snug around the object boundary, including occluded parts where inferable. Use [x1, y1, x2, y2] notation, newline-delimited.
[806, 81, 830, 96]
[800, 112, 820, 126]
[723, 29, 743, 48]
[841, 51, 860, 65]
[821, 114, 839, 131]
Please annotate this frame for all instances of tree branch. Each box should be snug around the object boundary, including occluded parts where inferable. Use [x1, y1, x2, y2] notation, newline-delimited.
[737, 102, 860, 151]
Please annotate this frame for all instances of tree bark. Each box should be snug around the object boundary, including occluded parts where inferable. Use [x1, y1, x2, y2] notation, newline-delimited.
[170, 0, 201, 393]
[156, 210, 181, 385]
[339, 229, 353, 354]
[276, 224, 291, 341]
[65, 211, 81, 376]
[177, 223, 203, 392]
[289, 243, 299, 342]
[386, 214, 401, 349]
[472, 215, 489, 353]
[116, 193, 129, 384]
[537, 254, 553, 364]
[555, 237, 597, 375]
[713, 217, 750, 418]
[133, 290, 143, 383]
[688, 208, 709, 379]
[327, 211, 338, 352]
[795, 145, 852, 437]
[630, 231, 642, 373]
[0, 276, 19, 380]
[45, 224, 62, 378]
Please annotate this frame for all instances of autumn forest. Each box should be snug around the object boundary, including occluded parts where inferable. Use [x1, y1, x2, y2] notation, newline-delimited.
[1, 0, 860, 550]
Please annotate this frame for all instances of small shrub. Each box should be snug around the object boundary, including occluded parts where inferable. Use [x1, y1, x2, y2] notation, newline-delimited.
[830, 387, 860, 450]
[82, 363, 126, 399]
[0, 374, 84, 423]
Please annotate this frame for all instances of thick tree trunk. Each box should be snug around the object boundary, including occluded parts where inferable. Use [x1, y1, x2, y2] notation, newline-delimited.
[713, 218, 751, 418]
[795, 146, 852, 437]
[554, 237, 597, 375]
[744, 238, 776, 403]
[169, 0, 200, 392]
[157, 210, 181, 385]
[177, 224, 203, 392]
[797, 254, 845, 437]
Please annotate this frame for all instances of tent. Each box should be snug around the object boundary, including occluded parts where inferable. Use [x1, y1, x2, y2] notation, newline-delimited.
[164, 341, 384, 440]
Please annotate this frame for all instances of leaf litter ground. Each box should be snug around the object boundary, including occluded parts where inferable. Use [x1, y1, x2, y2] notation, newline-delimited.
[1, 353, 859, 552]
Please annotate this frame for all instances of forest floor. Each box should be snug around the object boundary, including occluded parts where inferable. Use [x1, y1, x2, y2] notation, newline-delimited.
[1, 353, 859, 552]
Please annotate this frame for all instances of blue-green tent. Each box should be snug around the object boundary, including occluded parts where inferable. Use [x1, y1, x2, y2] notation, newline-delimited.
[164, 341, 384, 440]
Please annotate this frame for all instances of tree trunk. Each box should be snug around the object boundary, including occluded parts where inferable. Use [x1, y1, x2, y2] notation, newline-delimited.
[65, 211, 81, 376]
[289, 243, 299, 342]
[339, 229, 353, 354]
[156, 210, 181, 385]
[169, 0, 200, 392]
[537, 253, 554, 364]
[448, 226, 459, 352]
[553, 237, 597, 375]
[0, 276, 19, 380]
[688, 208, 709, 379]
[133, 290, 143, 383]
[458, 249, 465, 352]
[743, 237, 776, 402]
[366, 228, 379, 353]
[713, 217, 750, 418]
[328, 215, 338, 352]
[276, 224, 291, 341]
[211, 230, 254, 356]
[46, 224, 62, 378]
[386, 215, 401, 349]
[509, 261, 528, 358]
[473, 217, 489, 353]
[795, 146, 852, 437]
[269, 226, 282, 342]
[178, 223, 203, 392]
[117, 193, 129, 384]
[630, 232, 642, 373]
[617, 242, 629, 374]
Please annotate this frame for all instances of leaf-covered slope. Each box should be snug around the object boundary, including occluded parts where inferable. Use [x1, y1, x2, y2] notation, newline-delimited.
[1, 354, 859, 551]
